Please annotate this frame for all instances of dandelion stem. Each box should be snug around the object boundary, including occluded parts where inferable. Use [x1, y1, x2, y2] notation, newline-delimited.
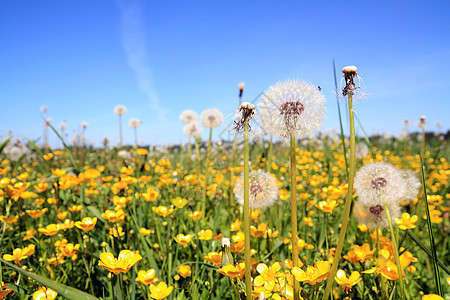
[119, 115, 123, 147]
[201, 128, 213, 218]
[243, 118, 252, 300]
[290, 133, 300, 300]
[322, 92, 356, 300]
[382, 196, 406, 300]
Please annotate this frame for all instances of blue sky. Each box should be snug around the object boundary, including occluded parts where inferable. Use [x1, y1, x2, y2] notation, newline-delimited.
[1, 0, 449, 146]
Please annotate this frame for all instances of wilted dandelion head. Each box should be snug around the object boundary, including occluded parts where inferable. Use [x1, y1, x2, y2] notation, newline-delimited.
[114, 105, 127, 116]
[234, 102, 256, 132]
[342, 66, 358, 96]
[200, 109, 223, 129]
[354, 201, 401, 230]
[183, 121, 203, 138]
[235, 169, 279, 209]
[129, 118, 141, 128]
[179, 110, 198, 124]
[258, 80, 325, 138]
[354, 162, 408, 206]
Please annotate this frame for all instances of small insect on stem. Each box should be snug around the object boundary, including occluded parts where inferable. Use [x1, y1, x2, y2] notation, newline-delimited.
[234, 102, 255, 132]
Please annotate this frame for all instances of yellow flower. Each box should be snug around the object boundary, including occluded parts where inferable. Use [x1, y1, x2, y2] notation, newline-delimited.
[75, 217, 97, 231]
[178, 265, 191, 278]
[33, 286, 58, 300]
[23, 229, 36, 241]
[149, 281, 173, 300]
[335, 269, 361, 293]
[136, 269, 159, 285]
[171, 197, 187, 208]
[198, 229, 213, 240]
[140, 227, 152, 236]
[422, 295, 444, 300]
[395, 213, 418, 230]
[152, 206, 174, 217]
[51, 168, 66, 177]
[101, 209, 125, 223]
[26, 208, 48, 218]
[43, 153, 54, 160]
[59, 243, 80, 260]
[98, 250, 142, 275]
[315, 200, 338, 213]
[60, 219, 74, 230]
[292, 261, 331, 285]
[188, 211, 202, 220]
[174, 234, 192, 246]
[136, 148, 148, 155]
[0, 282, 13, 299]
[230, 219, 241, 231]
[204, 252, 222, 266]
[0, 178, 10, 188]
[141, 189, 159, 202]
[0, 215, 18, 224]
[57, 211, 68, 220]
[84, 168, 101, 179]
[254, 262, 283, 291]
[217, 262, 246, 279]
[109, 226, 125, 238]
[34, 182, 49, 193]
[68, 205, 83, 213]
[250, 223, 267, 238]
[3, 244, 35, 265]
[303, 217, 313, 227]
[343, 243, 375, 263]
[38, 224, 61, 236]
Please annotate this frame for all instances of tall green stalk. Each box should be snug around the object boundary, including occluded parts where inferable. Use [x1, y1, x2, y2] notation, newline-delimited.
[290, 133, 300, 300]
[382, 196, 405, 299]
[322, 92, 356, 300]
[420, 155, 442, 296]
[243, 118, 252, 300]
[201, 128, 213, 217]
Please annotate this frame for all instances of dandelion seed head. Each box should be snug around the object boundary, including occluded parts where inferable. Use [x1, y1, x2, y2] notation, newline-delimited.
[259, 80, 325, 138]
[400, 170, 421, 201]
[235, 169, 279, 209]
[81, 122, 88, 129]
[129, 118, 141, 128]
[200, 109, 223, 129]
[355, 142, 369, 159]
[179, 110, 198, 124]
[114, 105, 127, 116]
[354, 162, 408, 206]
[183, 121, 203, 138]
[354, 201, 401, 230]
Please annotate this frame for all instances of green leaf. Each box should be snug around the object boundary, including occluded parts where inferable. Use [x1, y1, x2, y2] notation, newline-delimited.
[0, 258, 99, 300]
[46, 120, 80, 173]
[0, 137, 11, 154]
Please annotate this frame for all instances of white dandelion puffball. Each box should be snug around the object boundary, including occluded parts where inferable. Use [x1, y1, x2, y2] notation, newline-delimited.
[235, 169, 279, 209]
[259, 80, 326, 138]
[354, 162, 408, 206]
[200, 108, 223, 128]
[400, 170, 421, 201]
[353, 201, 401, 230]
[129, 118, 141, 128]
[114, 105, 127, 116]
[81, 121, 88, 129]
[40, 105, 47, 114]
[118, 150, 131, 160]
[355, 142, 369, 160]
[180, 110, 198, 124]
[58, 121, 67, 131]
[183, 121, 203, 138]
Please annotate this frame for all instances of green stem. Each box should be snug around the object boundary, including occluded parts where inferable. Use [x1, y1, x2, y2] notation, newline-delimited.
[322, 92, 356, 300]
[243, 119, 252, 300]
[420, 155, 442, 295]
[290, 133, 300, 300]
[382, 196, 405, 300]
[201, 128, 213, 217]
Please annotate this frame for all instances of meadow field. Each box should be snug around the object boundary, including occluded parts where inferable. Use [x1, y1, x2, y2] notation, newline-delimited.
[0, 78, 449, 300]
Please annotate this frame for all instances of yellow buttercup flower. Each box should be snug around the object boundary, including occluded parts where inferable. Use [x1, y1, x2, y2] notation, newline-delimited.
[173, 234, 192, 246]
[23, 229, 36, 241]
[204, 252, 222, 266]
[0, 215, 18, 224]
[149, 281, 173, 300]
[335, 269, 362, 293]
[315, 200, 339, 213]
[136, 148, 148, 155]
[250, 223, 267, 238]
[0, 282, 13, 299]
[98, 250, 142, 275]
[178, 265, 191, 278]
[343, 243, 375, 263]
[422, 295, 444, 300]
[34, 182, 49, 193]
[230, 219, 241, 231]
[59, 243, 80, 260]
[75, 217, 97, 231]
[140, 227, 152, 236]
[198, 229, 213, 240]
[68, 205, 83, 213]
[188, 211, 202, 220]
[84, 168, 101, 179]
[38, 224, 61, 236]
[51, 168, 66, 177]
[292, 260, 331, 285]
[254, 262, 283, 291]
[26, 208, 48, 218]
[136, 269, 159, 285]
[101, 209, 125, 223]
[217, 262, 246, 279]
[3, 244, 35, 266]
[33, 286, 58, 300]
[171, 197, 187, 208]
[152, 206, 174, 217]
[395, 213, 418, 230]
